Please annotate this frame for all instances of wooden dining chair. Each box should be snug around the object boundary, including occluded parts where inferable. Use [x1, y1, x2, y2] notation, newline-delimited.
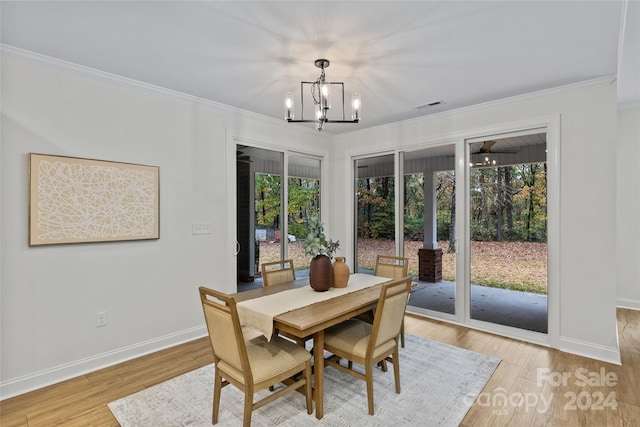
[373, 255, 412, 347]
[199, 286, 313, 427]
[260, 259, 309, 346]
[322, 277, 412, 415]
[374, 255, 408, 278]
[261, 259, 295, 287]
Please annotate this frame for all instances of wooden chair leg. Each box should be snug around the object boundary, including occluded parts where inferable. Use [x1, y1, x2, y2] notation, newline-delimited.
[400, 319, 405, 348]
[243, 389, 253, 427]
[365, 363, 375, 415]
[212, 369, 222, 424]
[392, 349, 401, 394]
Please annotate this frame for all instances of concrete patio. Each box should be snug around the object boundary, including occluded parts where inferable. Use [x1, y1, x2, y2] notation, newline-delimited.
[238, 271, 547, 334]
[408, 280, 548, 333]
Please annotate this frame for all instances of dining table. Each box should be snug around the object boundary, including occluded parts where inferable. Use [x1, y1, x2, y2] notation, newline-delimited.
[232, 273, 401, 419]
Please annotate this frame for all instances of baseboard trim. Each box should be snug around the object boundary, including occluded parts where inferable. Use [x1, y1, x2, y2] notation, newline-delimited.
[0, 326, 208, 400]
[558, 336, 621, 365]
[617, 298, 640, 310]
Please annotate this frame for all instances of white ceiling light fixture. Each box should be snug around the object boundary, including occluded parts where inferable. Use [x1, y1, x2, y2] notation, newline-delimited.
[284, 59, 361, 132]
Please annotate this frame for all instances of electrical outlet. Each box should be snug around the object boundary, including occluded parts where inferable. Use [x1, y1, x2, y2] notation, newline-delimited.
[96, 311, 107, 327]
[192, 223, 212, 235]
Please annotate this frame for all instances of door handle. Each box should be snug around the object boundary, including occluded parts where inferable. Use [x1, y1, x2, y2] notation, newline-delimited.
[234, 241, 241, 255]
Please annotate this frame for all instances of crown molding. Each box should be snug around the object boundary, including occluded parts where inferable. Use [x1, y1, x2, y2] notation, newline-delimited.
[0, 44, 295, 129]
[337, 75, 619, 141]
[2, 44, 629, 139]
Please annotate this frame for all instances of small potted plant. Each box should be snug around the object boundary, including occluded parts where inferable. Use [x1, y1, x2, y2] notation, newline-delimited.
[303, 217, 339, 291]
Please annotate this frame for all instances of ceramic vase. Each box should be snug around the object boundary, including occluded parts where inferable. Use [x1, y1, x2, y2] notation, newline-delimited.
[309, 254, 333, 292]
[332, 257, 350, 288]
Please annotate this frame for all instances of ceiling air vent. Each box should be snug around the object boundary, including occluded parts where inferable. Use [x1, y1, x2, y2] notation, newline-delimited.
[415, 100, 444, 109]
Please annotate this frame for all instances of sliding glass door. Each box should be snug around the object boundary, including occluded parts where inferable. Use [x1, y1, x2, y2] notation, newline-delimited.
[467, 133, 548, 333]
[403, 145, 457, 316]
[354, 154, 395, 273]
[236, 146, 322, 287]
[237, 145, 284, 283]
[352, 129, 549, 337]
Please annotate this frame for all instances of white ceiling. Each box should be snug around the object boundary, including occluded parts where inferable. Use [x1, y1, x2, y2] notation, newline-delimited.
[2, 1, 638, 135]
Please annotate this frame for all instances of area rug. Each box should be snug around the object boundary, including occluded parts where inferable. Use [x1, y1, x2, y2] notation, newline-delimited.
[108, 334, 500, 426]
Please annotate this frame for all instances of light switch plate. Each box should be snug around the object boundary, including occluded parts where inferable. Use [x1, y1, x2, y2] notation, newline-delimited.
[192, 223, 212, 235]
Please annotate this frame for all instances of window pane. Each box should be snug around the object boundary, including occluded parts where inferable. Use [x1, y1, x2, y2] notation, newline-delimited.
[287, 155, 321, 271]
[468, 135, 548, 333]
[355, 154, 395, 273]
[403, 145, 456, 315]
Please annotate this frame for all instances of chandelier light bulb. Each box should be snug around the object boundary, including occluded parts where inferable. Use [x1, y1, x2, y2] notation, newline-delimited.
[320, 84, 330, 111]
[352, 93, 361, 121]
[284, 92, 294, 120]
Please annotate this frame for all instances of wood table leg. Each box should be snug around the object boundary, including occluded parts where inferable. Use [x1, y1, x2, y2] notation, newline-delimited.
[313, 330, 324, 419]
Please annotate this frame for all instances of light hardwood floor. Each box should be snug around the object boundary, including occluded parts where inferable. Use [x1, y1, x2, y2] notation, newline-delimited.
[1, 309, 638, 426]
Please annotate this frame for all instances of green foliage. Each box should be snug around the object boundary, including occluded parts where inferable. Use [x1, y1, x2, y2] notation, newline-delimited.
[302, 216, 327, 257]
[301, 216, 340, 258]
[355, 163, 546, 245]
[255, 175, 320, 239]
[287, 177, 320, 236]
[469, 164, 547, 242]
[403, 174, 425, 240]
[404, 174, 424, 217]
[403, 171, 457, 242]
[325, 238, 341, 259]
[287, 222, 307, 238]
[353, 160, 547, 294]
[436, 171, 455, 242]
[255, 174, 281, 228]
[473, 280, 547, 295]
[357, 176, 395, 239]
[404, 215, 424, 240]
[436, 211, 451, 240]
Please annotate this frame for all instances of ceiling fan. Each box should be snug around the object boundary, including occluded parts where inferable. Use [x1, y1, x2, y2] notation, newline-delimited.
[475, 140, 519, 155]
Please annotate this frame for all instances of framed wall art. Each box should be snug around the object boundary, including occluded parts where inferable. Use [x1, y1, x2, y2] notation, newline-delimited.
[29, 153, 160, 246]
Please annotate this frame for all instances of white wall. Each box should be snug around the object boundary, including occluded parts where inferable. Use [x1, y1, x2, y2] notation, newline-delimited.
[616, 107, 640, 309]
[1, 48, 629, 399]
[0, 51, 328, 398]
[331, 80, 620, 364]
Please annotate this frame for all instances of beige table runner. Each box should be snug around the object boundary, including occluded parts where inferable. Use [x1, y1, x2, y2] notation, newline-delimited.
[237, 273, 388, 340]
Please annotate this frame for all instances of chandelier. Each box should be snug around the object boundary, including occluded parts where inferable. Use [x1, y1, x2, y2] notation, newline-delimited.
[284, 59, 361, 132]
